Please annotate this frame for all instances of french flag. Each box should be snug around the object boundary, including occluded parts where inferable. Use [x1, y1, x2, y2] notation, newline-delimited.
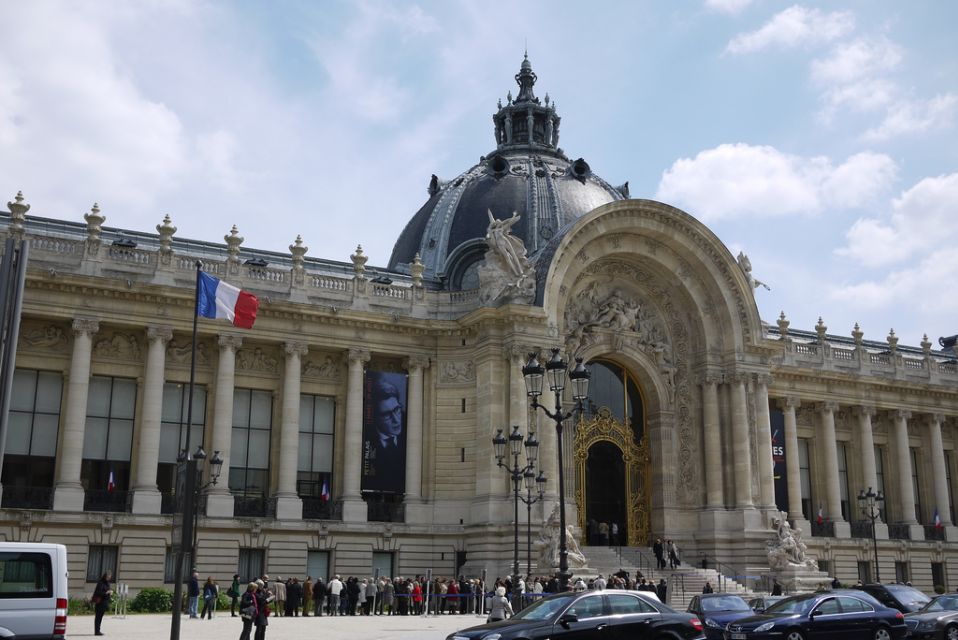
[196, 271, 259, 329]
[320, 478, 330, 503]
[816, 504, 824, 525]
[107, 470, 115, 493]
[935, 508, 943, 529]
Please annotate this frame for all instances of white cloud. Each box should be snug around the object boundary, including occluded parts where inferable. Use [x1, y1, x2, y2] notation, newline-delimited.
[862, 93, 958, 141]
[655, 144, 895, 221]
[726, 5, 854, 54]
[811, 37, 902, 85]
[705, 0, 753, 15]
[838, 172, 958, 267]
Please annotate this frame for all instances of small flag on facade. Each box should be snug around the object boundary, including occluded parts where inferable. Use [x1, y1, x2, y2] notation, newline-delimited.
[196, 271, 259, 329]
[816, 504, 824, 525]
[107, 469, 115, 493]
[935, 507, 943, 529]
[320, 478, 330, 502]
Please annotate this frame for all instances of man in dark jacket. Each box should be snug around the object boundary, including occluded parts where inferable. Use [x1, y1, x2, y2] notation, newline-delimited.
[652, 539, 666, 570]
[187, 570, 200, 618]
[656, 579, 668, 602]
[313, 578, 325, 616]
[286, 577, 302, 616]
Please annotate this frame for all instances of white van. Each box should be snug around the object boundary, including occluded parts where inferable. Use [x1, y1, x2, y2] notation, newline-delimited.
[0, 542, 68, 639]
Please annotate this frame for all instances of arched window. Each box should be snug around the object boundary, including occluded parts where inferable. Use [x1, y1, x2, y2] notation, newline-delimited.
[582, 360, 645, 443]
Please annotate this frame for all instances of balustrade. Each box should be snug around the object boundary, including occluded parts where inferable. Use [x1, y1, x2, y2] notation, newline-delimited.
[887, 524, 912, 540]
[234, 494, 269, 518]
[84, 489, 130, 513]
[811, 520, 835, 537]
[0, 485, 53, 510]
[850, 520, 873, 538]
[924, 525, 945, 541]
[302, 496, 343, 520]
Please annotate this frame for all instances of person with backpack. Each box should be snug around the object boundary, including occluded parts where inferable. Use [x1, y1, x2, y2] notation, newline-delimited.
[238, 582, 258, 640]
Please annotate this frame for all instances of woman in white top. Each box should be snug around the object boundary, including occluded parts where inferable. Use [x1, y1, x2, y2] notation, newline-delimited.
[487, 586, 513, 623]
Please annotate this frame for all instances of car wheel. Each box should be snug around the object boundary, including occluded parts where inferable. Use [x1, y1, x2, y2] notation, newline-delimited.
[784, 631, 806, 640]
[945, 624, 958, 640]
[872, 627, 891, 640]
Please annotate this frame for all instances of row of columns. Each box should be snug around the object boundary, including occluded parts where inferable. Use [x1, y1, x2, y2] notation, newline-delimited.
[50, 318, 429, 521]
[778, 398, 954, 539]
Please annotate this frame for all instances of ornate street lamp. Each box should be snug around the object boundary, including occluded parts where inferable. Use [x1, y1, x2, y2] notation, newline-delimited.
[857, 487, 884, 583]
[493, 426, 541, 590]
[521, 469, 547, 578]
[523, 348, 591, 592]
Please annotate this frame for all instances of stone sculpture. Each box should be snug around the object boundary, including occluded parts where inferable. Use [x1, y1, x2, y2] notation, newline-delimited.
[737, 251, 771, 291]
[535, 504, 589, 570]
[767, 511, 817, 570]
[478, 210, 535, 305]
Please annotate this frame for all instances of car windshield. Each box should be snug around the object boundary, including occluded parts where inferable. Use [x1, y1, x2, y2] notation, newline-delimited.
[700, 596, 751, 612]
[512, 596, 573, 621]
[764, 596, 816, 615]
[921, 595, 958, 612]
[885, 585, 931, 605]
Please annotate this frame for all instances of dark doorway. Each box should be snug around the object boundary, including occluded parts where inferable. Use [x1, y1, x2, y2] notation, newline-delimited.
[585, 441, 627, 545]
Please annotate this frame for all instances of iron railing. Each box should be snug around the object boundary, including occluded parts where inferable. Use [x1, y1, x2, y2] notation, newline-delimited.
[367, 500, 405, 523]
[850, 521, 873, 538]
[161, 492, 177, 515]
[302, 496, 342, 520]
[924, 525, 945, 541]
[234, 495, 268, 517]
[811, 520, 835, 537]
[0, 485, 53, 510]
[84, 489, 130, 513]
[887, 524, 911, 540]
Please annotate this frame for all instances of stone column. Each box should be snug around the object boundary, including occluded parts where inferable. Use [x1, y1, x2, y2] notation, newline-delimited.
[404, 356, 429, 520]
[854, 407, 879, 507]
[275, 342, 308, 520]
[131, 325, 172, 514]
[929, 414, 955, 539]
[729, 374, 753, 509]
[892, 410, 918, 524]
[342, 348, 370, 522]
[701, 375, 723, 508]
[754, 374, 775, 509]
[53, 318, 99, 511]
[205, 334, 242, 518]
[817, 402, 845, 528]
[779, 398, 807, 527]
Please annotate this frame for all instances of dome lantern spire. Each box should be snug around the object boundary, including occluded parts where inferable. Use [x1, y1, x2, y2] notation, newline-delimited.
[492, 53, 561, 152]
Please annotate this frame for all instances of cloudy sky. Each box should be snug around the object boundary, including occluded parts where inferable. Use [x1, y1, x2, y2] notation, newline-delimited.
[2, 1, 956, 346]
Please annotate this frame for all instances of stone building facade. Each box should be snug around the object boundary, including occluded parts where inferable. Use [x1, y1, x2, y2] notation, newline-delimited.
[1, 56, 957, 596]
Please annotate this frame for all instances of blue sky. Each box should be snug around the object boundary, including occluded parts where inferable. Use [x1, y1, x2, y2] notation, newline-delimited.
[2, 1, 956, 345]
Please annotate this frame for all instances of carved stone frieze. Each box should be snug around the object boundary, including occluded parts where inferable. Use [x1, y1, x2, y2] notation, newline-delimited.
[302, 354, 342, 379]
[236, 347, 279, 374]
[166, 339, 211, 367]
[19, 323, 69, 352]
[93, 332, 142, 361]
[439, 361, 476, 384]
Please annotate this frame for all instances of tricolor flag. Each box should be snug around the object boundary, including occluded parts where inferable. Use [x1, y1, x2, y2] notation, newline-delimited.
[107, 469, 115, 493]
[816, 504, 824, 525]
[320, 478, 330, 502]
[935, 508, 943, 529]
[196, 271, 259, 329]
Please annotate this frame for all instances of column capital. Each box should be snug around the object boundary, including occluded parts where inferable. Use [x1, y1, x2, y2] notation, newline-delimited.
[725, 372, 749, 385]
[284, 341, 309, 358]
[891, 409, 912, 421]
[347, 347, 371, 364]
[929, 412, 946, 426]
[817, 401, 839, 414]
[404, 355, 430, 371]
[853, 405, 877, 418]
[778, 396, 801, 410]
[146, 325, 173, 345]
[72, 317, 100, 337]
[753, 373, 773, 387]
[697, 372, 722, 386]
[508, 344, 535, 362]
[217, 334, 243, 351]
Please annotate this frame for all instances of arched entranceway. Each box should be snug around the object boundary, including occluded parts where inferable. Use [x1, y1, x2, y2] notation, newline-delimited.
[574, 360, 652, 547]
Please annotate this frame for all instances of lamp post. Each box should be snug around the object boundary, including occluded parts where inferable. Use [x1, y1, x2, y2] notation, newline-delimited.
[857, 487, 884, 583]
[170, 445, 223, 640]
[522, 348, 591, 592]
[493, 426, 540, 583]
[522, 470, 547, 578]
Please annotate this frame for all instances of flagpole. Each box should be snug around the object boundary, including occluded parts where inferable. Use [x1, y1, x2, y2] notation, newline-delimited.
[170, 260, 202, 640]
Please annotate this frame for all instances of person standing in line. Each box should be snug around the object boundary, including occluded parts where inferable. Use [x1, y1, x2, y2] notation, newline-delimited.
[188, 570, 201, 619]
[486, 586, 513, 623]
[92, 570, 113, 636]
[201, 576, 218, 619]
[253, 579, 271, 640]
[312, 577, 325, 616]
[327, 574, 343, 616]
[303, 576, 313, 616]
[286, 577, 302, 616]
[656, 579, 668, 602]
[382, 577, 395, 615]
[652, 538, 665, 570]
[271, 577, 286, 617]
[238, 582, 258, 640]
[229, 574, 241, 617]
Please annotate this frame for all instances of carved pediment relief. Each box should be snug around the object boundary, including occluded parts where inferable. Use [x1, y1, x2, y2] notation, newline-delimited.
[167, 339, 211, 367]
[93, 332, 142, 361]
[236, 346, 279, 374]
[302, 355, 341, 380]
[18, 323, 69, 352]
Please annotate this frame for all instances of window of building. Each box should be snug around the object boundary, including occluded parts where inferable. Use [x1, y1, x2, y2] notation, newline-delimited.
[857, 560, 872, 584]
[818, 559, 830, 576]
[157, 383, 207, 496]
[237, 549, 265, 584]
[837, 442, 850, 520]
[799, 439, 813, 521]
[372, 552, 394, 580]
[895, 562, 909, 584]
[86, 545, 118, 582]
[298, 395, 335, 499]
[932, 562, 947, 590]
[81, 377, 136, 493]
[582, 360, 645, 443]
[0, 370, 62, 496]
[875, 445, 889, 521]
[307, 550, 329, 582]
[163, 547, 192, 583]
[946, 451, 955, 525]
[911, 448, 923, 523]
[229, 389, 272, 498]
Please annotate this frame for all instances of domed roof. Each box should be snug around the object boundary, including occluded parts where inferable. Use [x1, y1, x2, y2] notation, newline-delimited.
[388, 55, 628, 288]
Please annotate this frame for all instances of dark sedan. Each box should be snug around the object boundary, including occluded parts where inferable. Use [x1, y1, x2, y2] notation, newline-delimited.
[688, 594, 755, 639]
[722, 590, 907, 640]
[904, 593, 958, 639]
[447, 590, 705, 640]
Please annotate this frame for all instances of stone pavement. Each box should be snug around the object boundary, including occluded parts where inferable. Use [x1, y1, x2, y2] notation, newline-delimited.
[67, 611, 481, 640]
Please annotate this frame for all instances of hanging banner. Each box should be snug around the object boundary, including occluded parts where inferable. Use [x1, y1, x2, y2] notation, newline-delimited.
[361, 370, 408, 493]
[770, 408, 788, 513]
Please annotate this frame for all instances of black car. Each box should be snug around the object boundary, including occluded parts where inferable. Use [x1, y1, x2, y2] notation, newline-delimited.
[858, 583, 931, 614]
[722, 589, 907, 640]
[447, 590, 705, 640]
[903, 593, 958, 639]
[748, 596, 787, 614]
[688, 594, 756, 639]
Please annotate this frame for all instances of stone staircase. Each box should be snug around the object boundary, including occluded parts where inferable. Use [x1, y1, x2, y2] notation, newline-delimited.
[580, 546, 754, 611]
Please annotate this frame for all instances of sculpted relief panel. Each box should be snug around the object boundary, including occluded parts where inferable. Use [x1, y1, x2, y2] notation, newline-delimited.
[93, 332, 142, 361]
[18, 323, 69, 353]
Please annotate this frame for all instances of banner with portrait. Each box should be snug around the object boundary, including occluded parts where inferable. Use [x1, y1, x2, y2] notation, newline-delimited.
[770, 408, 789, 513]
[361, 370, 408, 493]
